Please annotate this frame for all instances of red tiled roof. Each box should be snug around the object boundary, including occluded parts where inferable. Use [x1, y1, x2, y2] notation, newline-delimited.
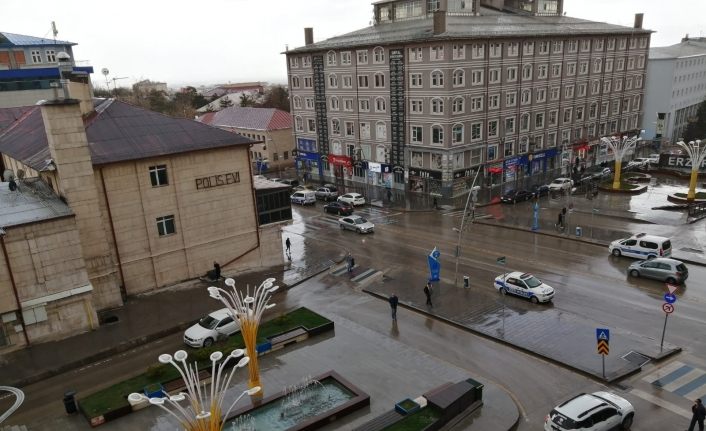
[197, 107, 292, 131]
[0, 99, 256, 171]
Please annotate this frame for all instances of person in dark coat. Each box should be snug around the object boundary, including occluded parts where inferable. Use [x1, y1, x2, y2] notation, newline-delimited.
[285, 237, 291, 253]
[689, 398, 706, 431]
[388, 293, 399, 320]
[424, 282, 433, 306]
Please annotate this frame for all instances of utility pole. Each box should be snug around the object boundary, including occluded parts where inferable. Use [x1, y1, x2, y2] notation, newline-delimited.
[111, 77, 128, 98]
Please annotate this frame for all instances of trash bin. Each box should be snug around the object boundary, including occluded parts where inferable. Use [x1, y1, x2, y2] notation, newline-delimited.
[463, 276, 470, 289]
[575, 226, 582, 237]
[63, 390, 78, 414]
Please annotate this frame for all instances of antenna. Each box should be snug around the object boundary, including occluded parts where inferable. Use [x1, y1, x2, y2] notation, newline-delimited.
[51, 21, 58, 38]
[101, 68, 110, 91]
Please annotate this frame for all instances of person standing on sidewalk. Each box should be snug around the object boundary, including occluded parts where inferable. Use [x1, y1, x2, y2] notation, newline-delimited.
[389, 293, 399, 320]
[285, 237, 291, 253]
[424, 282, 433, 307]
[688, 398, 705, 431]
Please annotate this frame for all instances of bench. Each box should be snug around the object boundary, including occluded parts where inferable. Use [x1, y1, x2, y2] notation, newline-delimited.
[162, 369, 211, 394]
[268, 327, 308, 351]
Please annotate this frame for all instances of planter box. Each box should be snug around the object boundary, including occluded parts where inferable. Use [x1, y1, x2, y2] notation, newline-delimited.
[395, 398, 421, 415]
[143, 383, 164, 399]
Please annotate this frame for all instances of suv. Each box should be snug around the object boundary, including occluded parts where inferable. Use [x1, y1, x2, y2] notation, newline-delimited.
[545, 391, 634, 430]
[315, 186, 338, 201]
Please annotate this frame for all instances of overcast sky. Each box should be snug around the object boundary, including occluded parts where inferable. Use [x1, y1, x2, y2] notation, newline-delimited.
[1, 0, 704, 89]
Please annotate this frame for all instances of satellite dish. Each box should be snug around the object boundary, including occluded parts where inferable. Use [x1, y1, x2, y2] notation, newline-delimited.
[3, 169, 15, 182]
[101, 68, 109, 77]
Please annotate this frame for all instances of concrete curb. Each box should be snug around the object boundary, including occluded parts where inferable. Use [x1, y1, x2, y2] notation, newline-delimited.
[364, 290, 682, 384]
[7, 262, 337, 389]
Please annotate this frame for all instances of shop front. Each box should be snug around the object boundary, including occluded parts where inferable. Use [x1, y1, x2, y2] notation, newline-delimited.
[367, 161, 393, 188]
[452, 166, 481, 196]
[503, 155, 529, 186]
[408, 167, 442, 194]
[328, 154, 352, 183]
[528, 148, 558, 176]
[486, 164, 503, 187]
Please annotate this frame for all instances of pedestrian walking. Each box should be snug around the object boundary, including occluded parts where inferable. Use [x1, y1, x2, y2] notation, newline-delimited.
[424, 282, 433, 306]
[350, 256, 355, 273]
[433, 197, 438, 209]
[688, 398, 706, 431]
[555, 212, 564, 230]
[285, 237, 291, 253]
[389, 293, 399, 320]
[387, 188, 392, 202]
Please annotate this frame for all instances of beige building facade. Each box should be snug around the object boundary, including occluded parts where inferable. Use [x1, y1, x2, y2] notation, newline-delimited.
[286, 0, 650, 197]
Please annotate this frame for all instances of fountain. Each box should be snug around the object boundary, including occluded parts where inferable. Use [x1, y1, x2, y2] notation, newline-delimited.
[225, 371, 369, 431]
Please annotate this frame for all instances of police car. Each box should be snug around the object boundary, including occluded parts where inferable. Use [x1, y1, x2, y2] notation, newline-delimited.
[494, 272, 555, 303]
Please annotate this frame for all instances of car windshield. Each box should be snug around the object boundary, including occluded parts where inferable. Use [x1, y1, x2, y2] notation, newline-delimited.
[354, 218, 368, 224]
[551, 180, 563, 184]
[522, 275, 542, 288]
[198, 315, 219, 330]
[550, 411, 577, 429]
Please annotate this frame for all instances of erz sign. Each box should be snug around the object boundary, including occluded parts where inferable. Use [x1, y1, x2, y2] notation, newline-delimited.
[659, 154, 706, 172]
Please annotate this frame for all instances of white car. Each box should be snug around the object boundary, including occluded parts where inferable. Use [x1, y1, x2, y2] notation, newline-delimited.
[183, 308, 240, 348]
[647, 154, 660, 165]
[338, 193, 366, 206]
[339, 215, 374, 233]
[548, 178, 574, 191]
[494, 271, 554, 303]
[629, 158, 650, 168]
[544, 391, 634, 430]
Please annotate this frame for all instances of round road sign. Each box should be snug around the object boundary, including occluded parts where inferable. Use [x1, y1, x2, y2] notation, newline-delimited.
[664, 293, 677, 304]
[662, 303, 674, 314]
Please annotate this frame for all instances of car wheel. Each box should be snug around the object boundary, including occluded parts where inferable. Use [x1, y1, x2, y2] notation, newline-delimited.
[356, 228, 362, 233]
[530, 296, 539, 304]
[630, 269, 640, 277]
[203, 338, 214, 348]
[647, 254, 656, 260]
[340, 224, 345, 230]
[666, 277, 677, 284]
[620, 413, 633, 429]
[499, 287, 507, 295]
[612, 249, 621, 257]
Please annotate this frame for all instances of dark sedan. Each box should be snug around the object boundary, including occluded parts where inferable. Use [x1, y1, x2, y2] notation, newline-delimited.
[500, 189, 534, 204]
[324, 201, 354, 215]
[531, 184, 550, 197]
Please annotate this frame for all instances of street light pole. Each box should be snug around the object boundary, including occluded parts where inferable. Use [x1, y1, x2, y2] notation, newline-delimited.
[676, 139, 706, 201]
[600, 134, 639, 190]
[453, 168, 481, 287]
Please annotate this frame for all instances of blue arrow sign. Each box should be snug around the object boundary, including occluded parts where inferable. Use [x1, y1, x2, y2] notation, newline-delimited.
[664, 293, 677, 304]
[596, 328, 610, 342]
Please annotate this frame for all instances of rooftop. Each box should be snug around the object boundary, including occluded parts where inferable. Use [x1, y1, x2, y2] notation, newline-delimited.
[650, 38, 706, 60]
[253, 176, 291, 191]
[197, 107, 292, 131]
[288, 11, 649, 53]
[0, 31, 75, 47]
[0, 99, 256, 171]
[0, 178, 73, 228]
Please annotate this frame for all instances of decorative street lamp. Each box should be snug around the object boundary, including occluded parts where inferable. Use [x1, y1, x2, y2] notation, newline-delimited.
[130, 349, 259, 431]
[600, 134, 640, 189]
[676, 139, 706, 201]
[208, 277, 278, 400]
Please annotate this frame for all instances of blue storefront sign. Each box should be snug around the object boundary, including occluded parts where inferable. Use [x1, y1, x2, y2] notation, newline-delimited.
[296, 150, 321, 181]
[297, 138, 317, 153]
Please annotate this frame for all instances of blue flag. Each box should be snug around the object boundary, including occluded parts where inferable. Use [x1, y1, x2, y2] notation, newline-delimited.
[428, 247, 441, 282]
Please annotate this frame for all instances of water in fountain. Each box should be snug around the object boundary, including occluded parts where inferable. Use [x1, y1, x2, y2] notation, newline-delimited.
[230, 414, 255, 431]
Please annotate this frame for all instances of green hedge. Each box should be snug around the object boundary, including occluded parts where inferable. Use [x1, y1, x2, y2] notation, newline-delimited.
[383, 405, 442, 431]
[79, 307, 331, 419]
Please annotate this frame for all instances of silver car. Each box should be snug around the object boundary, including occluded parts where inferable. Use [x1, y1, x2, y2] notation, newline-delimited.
[628, 258, 688, 284]
[338, 215, 374, 233]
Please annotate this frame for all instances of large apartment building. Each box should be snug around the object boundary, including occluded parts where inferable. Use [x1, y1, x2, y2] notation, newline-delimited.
[642, 36, 706, 145]
[286, 0, 650, 197]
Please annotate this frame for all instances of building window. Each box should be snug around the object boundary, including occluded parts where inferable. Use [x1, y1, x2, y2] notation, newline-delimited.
[489, 68, 501, 83]
[149, 165, 168, 186]
[328, 74, 338, 88]
[340, 75, 351, 88]
[430, 45, 444, 60]
[432, 125, 444, 144]
[307, 119, 316, 132]
[303, 77, 313, 88]
[295, 116, 303, 131]
[431, 70, 444, 87]
[293, 96, 302, 109]
[605, 58, 614, 72]
[616, 58, 625, 71]
[536, 88, 546, 102]
[523, 41, 534, 55]
[411, 125, 423, 143]
[291, 76, 300, 88]
[452, 44, 465, 59]
[289, 57, 299, 68]
[520, 113, 530, 131]
[577, 83, 587, 97]
[488, 94, 500, 109]
[344, 98, 353, 111]
[305, 97, 314, 109]
[568, 40, 578, 53]
[603, 80, 611, 93]
[471, 96, 483, 112]
[504, 140, 514, 157]
[488, 120, 498, 137]
[563, 108, 573, 123]
[508, 42, 519, 57]
[522, 64, 532, 80]
[567, 62, 576, 76]
[593, 58, 602, 73]
[357, 50, 368, 64]
[375, 97, 386, 112]
[359, 99, 370, 111]
[472, 43, 485, 59]
[519, 137, 528, 153]
[332, 119, 341, 135]
[535, 112, 545, 128]
[521, 89, 531, 105]
[376, 121, 387, 140]
[506, 91, 517, 107]
[341, 51, 352, 65]
[330, 96, 339, 110]
[410, 99, 423, 113]
[552, 41, 563, 54]
[452, 124, 463, 144]
[431, 98, 444, 114]
[374, 73, 386, 88]
[551, 64, 562, 78]
[31, 50, 42, 63]
[46, 50, 56, 63]
[576, 106, 585, 121]
[550, 86, 560, 101]
[302, 56, 311, 67]
[548, 110, 558, 126]
[489, 43, 502, 58]
[156, 215, 176, 236]
[409, 47, 423, 62]
[327, 51, 337, 66]
[488, 145, 498, 161]
[373, 46, 385, 63]
[452, 69, 464, 86]
[471, 122, 482, 141]
[452, 97, 464, 114]
[345, 121, 355, 137]
[357, 75, 369, 88]
[538, 41, 549, 54]
[410, 73, 422, 87]
[564, 85, 574, 99]
[505, 117, 515, 133]
[507, 67, 517, 82]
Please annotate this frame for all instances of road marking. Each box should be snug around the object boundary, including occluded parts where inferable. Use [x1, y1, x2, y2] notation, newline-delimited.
[662, 369, 704, 392]
[629, 388, 692, 419]
[642, 360, 687, 384]
[351, 268, 379, 282]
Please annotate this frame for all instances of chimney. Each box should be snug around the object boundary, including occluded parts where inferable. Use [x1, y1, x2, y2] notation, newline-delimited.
[433, 0, 448, 35]
[633, 13, 644, 29]
[304, 28, 314, 46]
[683, 33, 690, 42]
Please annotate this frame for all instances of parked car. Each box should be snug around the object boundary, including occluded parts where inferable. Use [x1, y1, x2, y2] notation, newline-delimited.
[493, 272, 555, 303]
[324, 201, 353, 215]
[609, 233, 672, 259]
[647, 154, 661, 165]
[544, 391, 634, 431]
[548, 177, 574, 191]
[630, 158, 650, 168]
[184, 308, 240, 348]
[290, 190, 316, 205]
[338, 193, 366, 206]
[276, 178, 299, 187]
[531, 184, 550, 197]
[315, 186, 339, 201]
[628, 258, 688, 284]
[500, 189, 534, 203]
[339, 215, 374, 233]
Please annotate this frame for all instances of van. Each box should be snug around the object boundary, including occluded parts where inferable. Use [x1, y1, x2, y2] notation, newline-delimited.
[290, 190, 316, 205]
[608, 233, 672, 260]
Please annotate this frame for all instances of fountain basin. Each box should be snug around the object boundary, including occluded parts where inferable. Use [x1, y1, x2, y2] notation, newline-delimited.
[226, 370, 369, 431]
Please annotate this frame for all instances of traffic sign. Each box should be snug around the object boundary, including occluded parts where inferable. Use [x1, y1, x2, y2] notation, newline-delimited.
[666, 283, 678, 294]
[664, 293, 676, 304]
[662, 303, 674, 314]
[596, 328, 610, 342]
[597, 340, 609, 355]
[496, 256, 506, 265]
